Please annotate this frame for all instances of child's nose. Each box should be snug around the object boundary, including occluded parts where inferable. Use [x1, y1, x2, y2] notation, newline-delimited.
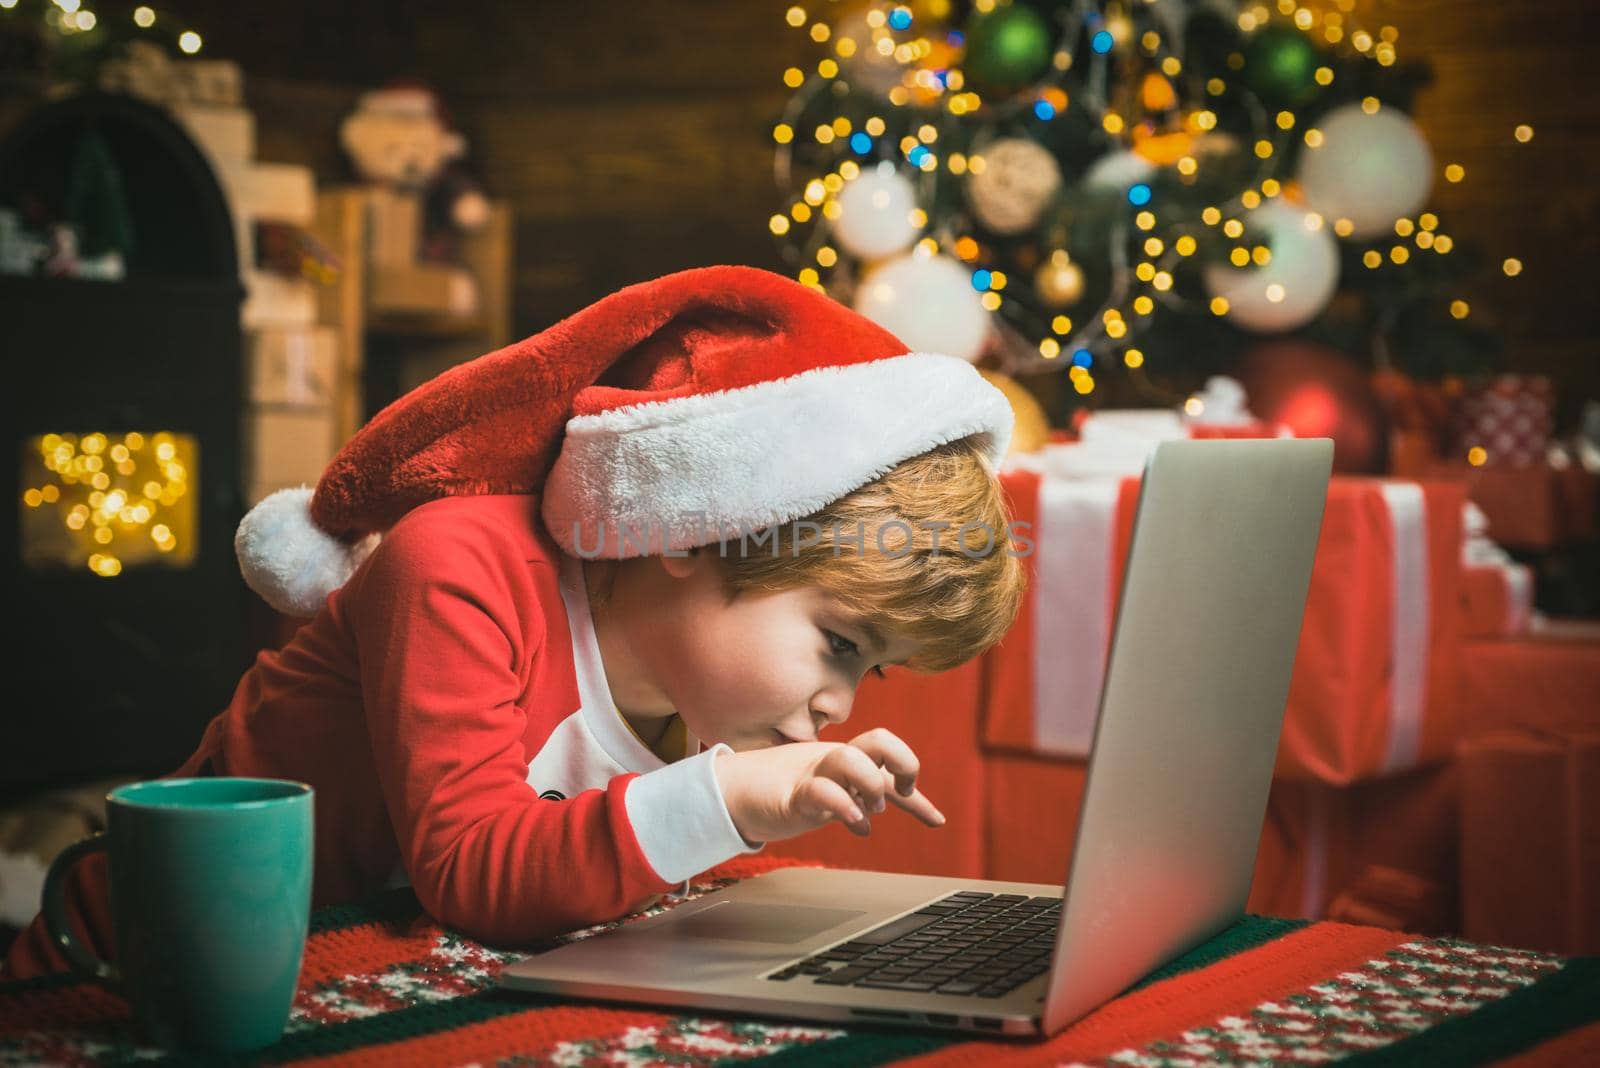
[811, 696, 852, 732]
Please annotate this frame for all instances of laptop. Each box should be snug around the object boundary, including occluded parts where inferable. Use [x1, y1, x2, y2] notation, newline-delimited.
[501, 437, 1335, 1037]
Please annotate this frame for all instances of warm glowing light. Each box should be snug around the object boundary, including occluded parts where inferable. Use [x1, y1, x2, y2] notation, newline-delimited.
[1503, 258, 1523, 276]
[1445, 163, 1465, 182]
[1467, 446, 1487, 467]
[1450, 300, 1470, 319]
[178, 30, 202, 53]
[133, 5, 155, 26]
[1514, 124, 1534, 143]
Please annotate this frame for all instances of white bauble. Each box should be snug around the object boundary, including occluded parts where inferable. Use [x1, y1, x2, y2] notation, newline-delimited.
[1081, 148, 1156, 195]
[1297, 104, 1434, 239]
[965, 137, 1063, 235]
[853, 252, 991, 361]
[1203, 201, 1340, 333]
[832, 163, 922, 260]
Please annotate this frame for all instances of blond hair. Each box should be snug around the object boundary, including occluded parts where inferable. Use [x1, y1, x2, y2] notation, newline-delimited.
[588, 435, 1026, 673]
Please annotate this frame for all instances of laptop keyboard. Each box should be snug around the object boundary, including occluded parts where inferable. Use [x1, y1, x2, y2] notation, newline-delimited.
[764, 891, 1059, 998]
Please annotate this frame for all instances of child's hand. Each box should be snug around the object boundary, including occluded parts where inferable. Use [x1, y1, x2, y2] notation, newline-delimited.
[712, 727, 945, 844]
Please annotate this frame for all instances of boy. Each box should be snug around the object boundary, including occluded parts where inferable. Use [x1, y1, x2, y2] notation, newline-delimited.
[5, 265, 1022, 975]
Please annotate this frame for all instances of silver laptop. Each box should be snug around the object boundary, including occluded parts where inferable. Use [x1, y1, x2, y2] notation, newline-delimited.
[502, 437, 1334, 1037]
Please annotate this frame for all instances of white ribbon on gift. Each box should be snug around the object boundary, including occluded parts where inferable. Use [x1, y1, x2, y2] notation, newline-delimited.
[1378, 482, 1430, 776]
[1031, 476, 1121, 756]
[1461, 501, 1535, 636]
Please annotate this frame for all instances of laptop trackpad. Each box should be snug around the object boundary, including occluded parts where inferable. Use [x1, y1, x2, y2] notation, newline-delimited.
[671, 902, 866, 944]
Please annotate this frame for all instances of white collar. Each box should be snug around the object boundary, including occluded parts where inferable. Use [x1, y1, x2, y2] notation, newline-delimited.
[556, 552, 701, 771]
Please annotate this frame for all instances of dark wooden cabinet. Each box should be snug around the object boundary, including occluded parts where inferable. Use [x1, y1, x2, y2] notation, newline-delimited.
[1, 93, 253, 792]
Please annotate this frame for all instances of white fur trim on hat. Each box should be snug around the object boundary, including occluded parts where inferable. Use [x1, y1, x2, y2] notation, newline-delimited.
[541, 352, 1014, 559]
[235, 486, 381, 617]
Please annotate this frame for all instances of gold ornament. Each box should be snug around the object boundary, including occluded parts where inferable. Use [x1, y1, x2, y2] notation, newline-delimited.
[978, 369, 1052, 455]
[1035, 256, 1085, 306]
[1140, 73, 1178, 113]
[964, 137, 1063, 236]
[1132, 127, 1195, 166]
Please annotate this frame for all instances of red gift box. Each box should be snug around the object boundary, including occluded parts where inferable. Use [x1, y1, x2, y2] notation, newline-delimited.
[1460, 623, 1600, 739]
[985, 466, 1465, 784]
[1460, 561, 1535, 639]
[1428, 461, 1599, 551]
[1459, 730, 1600, 955]
[1452, 374, 1554, 468]
[981, 751, 1457, 931]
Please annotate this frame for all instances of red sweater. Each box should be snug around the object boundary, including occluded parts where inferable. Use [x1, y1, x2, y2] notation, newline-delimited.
[173, 494, 758, 944]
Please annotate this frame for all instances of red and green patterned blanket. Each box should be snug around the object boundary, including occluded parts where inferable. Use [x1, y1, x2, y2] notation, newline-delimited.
[2, 857, 1596, 1066]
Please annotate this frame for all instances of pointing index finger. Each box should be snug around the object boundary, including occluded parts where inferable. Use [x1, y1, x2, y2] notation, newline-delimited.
[881, 768, 945, 827]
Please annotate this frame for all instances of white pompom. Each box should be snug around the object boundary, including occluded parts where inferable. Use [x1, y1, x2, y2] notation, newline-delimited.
[234, 486, 380, 617]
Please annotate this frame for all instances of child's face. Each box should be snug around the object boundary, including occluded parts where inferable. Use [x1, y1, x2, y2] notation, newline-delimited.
[599, 551, 920, 752]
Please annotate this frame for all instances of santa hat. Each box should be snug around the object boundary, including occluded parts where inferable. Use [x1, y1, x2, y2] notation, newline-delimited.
[237, 263, 1014, 617]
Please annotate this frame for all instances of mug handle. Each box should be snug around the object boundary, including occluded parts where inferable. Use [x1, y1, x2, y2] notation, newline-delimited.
[42, 834, 121, 986]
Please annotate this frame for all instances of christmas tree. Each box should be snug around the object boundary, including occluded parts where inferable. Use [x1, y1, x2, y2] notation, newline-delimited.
[769, 0, 1503, 420]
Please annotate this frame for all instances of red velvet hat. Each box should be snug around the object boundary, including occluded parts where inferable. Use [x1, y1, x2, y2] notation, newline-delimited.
[236, 263, 1013, 616]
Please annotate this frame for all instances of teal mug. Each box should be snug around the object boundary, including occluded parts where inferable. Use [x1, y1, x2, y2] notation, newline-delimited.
[42, 778, 314, 1052]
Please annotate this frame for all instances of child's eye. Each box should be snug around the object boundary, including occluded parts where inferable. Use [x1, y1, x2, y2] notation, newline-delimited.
[822, 629, 857, 658]
[823, 630, 888, 679]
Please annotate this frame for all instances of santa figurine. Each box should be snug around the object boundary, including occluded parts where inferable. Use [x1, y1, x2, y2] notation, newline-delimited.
[339, 80, 490, 265]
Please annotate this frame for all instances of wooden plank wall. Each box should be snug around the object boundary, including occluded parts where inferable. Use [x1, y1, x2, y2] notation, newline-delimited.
[213, 0, 1597, 425]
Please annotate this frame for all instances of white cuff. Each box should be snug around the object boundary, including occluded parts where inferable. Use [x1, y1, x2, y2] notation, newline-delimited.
[623, 742, 764, 884]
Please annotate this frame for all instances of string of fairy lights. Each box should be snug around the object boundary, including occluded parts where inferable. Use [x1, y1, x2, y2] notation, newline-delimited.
[769, 0, 1533, 406]
[0, 0, 206, 54]
[21, 432, 196, 576]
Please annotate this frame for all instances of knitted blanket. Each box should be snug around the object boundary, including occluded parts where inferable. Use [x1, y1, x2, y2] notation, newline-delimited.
[2, 857, 1595, 1066]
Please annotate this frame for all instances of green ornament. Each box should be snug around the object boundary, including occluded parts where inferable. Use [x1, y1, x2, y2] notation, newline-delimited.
[1242, 25, 1321, 105]
[963, 5, 1053, 94]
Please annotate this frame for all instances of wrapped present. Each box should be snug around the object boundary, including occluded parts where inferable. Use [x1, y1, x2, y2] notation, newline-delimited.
[1460, 563, 1535, 639]
[246, 326, 338, 408]
[980, 752, 1456, 932]
[984, 464, 1464, 784]
[1451, 373, 1555, 467]
[1459, 622, 1600, 739]
[1427, 460, 1599, 551]
[1459, 501, 1534, 638]
[1251, 764, 1458, 931]
[243, 407, 338, 497]
[369, 262, 478, 318]
[170, 103, 256, 166]
[1459, 730, 1600, 955]
[216, 161, 316, 227]
[365, 186, 423, 267]
[242, 269, 317, 328]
